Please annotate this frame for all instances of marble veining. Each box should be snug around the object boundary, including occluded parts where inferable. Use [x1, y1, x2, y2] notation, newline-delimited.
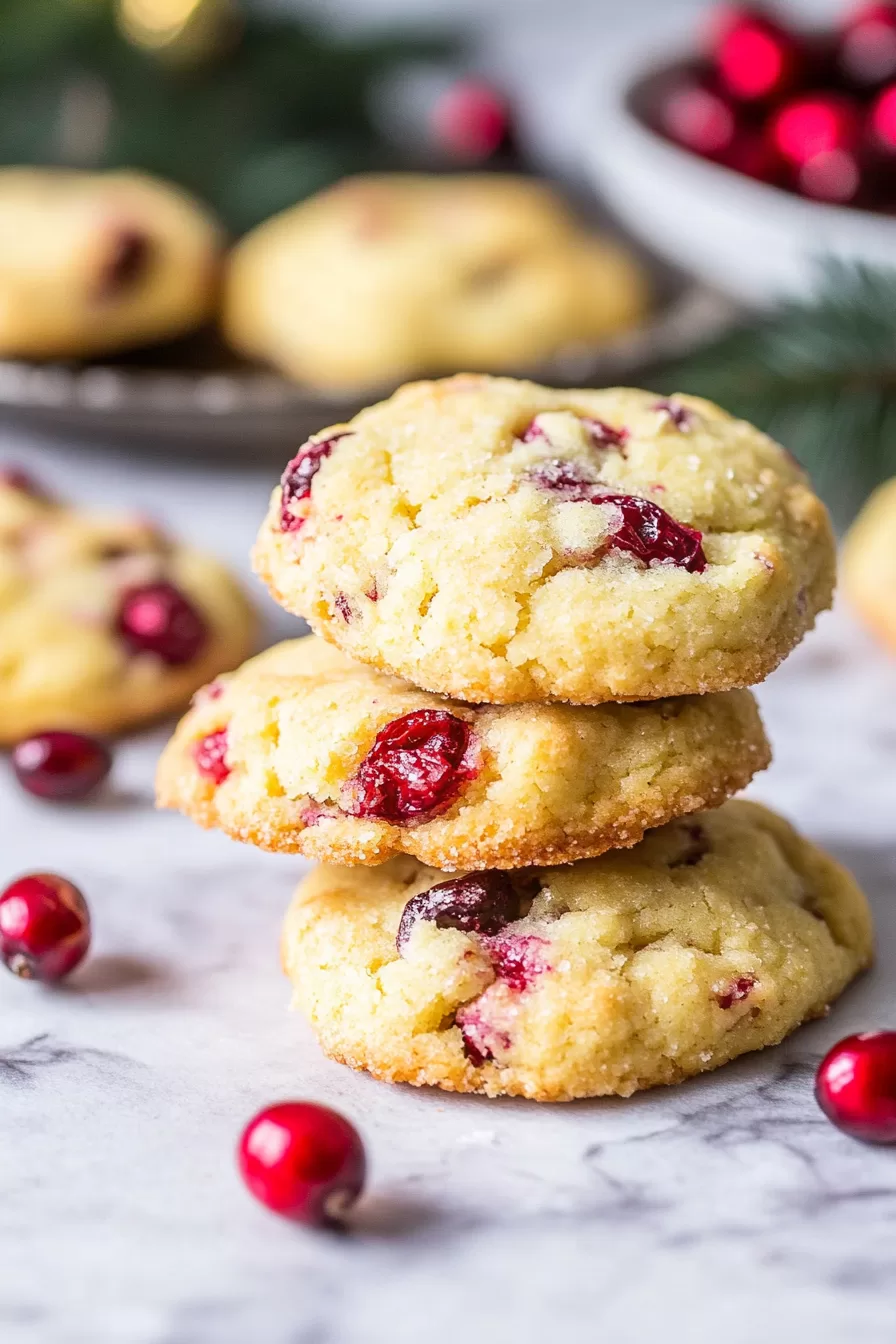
[2, 424, 896, 1344]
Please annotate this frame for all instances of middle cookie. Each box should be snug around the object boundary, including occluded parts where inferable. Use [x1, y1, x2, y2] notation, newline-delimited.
[156, 635, 770, 870]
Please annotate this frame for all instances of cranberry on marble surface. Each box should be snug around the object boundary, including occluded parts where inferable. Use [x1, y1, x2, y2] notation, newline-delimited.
[279, 434, 351, 533]
[397, 871, 520, 953]
[12, 731, 111, 801]
[600, 494, 707, 573]
[238, 1101, 366, 1224]
[116, 581, 208, 665]
[192, 729, 230, 785]
[0, 873, 90, 982]
[344, 709, 477, 825]
[715, 974, 756, 1010]
[816, 1032, 896, 1143]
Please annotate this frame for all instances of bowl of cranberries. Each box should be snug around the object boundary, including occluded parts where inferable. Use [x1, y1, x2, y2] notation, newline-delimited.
[586, 3, 896, 304]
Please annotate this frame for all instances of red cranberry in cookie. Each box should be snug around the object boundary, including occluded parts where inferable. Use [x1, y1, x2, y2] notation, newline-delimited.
[116, 581, 208, 664]
[279, 433, 351, 533]
[344, 709, 478, 825]
[396, 871, 520, 953]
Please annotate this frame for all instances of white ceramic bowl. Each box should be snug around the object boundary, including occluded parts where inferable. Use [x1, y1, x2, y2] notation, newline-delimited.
[584, 38, 896, 306]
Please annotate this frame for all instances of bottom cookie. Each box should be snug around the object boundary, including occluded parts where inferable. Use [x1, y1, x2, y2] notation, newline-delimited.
[282, 801, 873, 1101]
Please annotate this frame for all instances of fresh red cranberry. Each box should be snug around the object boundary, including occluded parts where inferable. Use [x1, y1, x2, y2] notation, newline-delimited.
[654, 398, 694, 431]
[669, 821, 710, 868]
[279, 433, 350, 533]
[116, 581, 208, 665]
[715, 974, 756, 1010]
[344, 710, 478, 825]
[712, 8, 804, 103]
[582, 417, 629, 450]
[870, 83, 896, 150]
[600, 494, 707, 573]
[192, 729, 230, 785]
[527, 459, 597, 499]
[12, 731, 111, 801]
[660, 81, 738, 158]
[397, 872, 520, 954]
[771, 95, 861, 167]
[816, 1031, 896, 1143]
[431, 79, 510, 160]
[797, 149, 863, 203]
[486, 932, 550, 992]
[839, 3, 896, 88]
[95, 228, 152, 300]
[0, 873, 91, 982]
[238, 1101, 366, 1224]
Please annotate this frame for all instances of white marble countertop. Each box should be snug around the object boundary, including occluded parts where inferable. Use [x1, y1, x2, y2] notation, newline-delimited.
[2, 426, 896, 1344]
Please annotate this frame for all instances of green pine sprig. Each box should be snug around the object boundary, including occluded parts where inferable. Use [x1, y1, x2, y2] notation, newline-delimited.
[655, 261, 896, 528]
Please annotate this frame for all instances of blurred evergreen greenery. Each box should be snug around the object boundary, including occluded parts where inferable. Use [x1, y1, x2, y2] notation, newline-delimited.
[0, 0, 454, 232]
[656, 262, 896, 528]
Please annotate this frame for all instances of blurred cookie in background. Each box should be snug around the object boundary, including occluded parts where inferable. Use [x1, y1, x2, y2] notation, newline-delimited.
[223, 174, 649, 391]
[0, 467, 256, 743]
[842, 477, 896, 655]
[0, 169, 222, 360]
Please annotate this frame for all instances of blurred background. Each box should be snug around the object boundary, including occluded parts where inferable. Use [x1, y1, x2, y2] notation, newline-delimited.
[2, 0, 896, 532]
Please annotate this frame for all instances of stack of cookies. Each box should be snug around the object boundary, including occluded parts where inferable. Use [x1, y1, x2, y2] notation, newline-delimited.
[158, 375, 873, 1101]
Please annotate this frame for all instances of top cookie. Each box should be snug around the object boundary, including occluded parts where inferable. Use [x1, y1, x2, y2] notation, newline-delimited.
[0, 168, 221, 360]
[253, 375, 836, 705]
[0, 467, 256, 743]
[223, 174, 647, 390]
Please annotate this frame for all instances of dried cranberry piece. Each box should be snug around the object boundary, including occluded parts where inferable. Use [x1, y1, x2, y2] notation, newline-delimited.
[116, 581, 208, 665]
[654, 399, 694, 431]
[95, 228, 152, 300]
[599, 494, 706, 573]
[279, 433, 351, 533]
[716, 975, 756, 1010]
[193, 729, 230, 785]
[396, 871, 520, 954]
[345, 709, 477, 826]
[486, 932, 550, 991]
[581, 417, 629, 450]
[527, 459, 597, 500]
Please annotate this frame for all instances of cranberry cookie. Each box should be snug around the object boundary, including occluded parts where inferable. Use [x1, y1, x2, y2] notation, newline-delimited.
[0, 468, 255, 743]
[0, 169, 221, 359]
[254, 375, 836, 704]
[842, 477, 896, 655]
[156, 635, 770, 869]
[282, 801, 872, 1101]
[224, 174, 647, 390]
